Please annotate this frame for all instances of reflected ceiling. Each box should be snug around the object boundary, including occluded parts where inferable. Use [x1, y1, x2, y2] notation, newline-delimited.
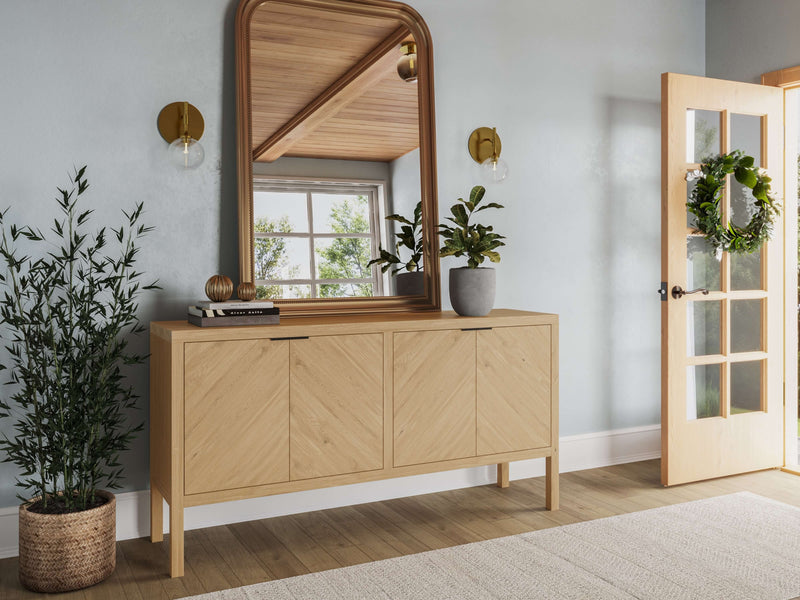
[250, 2, 420, 163]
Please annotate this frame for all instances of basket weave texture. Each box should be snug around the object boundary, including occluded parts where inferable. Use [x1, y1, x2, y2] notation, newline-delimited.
[18, 490, 116, 592]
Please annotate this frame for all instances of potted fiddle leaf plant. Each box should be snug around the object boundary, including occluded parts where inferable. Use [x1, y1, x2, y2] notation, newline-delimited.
[439, 185, 505, 316]
[0, 167, 158, 592]
[367, 200, 425, 296]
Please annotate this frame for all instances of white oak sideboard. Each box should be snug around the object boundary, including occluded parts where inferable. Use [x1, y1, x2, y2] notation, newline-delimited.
[150, 309, 559, 577]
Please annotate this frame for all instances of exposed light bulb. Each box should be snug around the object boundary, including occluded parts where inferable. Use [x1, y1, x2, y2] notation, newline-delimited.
[168, 135, 204, 169]
[397, 41, 418, 83]
[480, 156, 509, 184]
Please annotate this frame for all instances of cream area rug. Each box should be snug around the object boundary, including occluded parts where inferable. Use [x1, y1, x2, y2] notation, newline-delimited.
[187, 492, 800, 600]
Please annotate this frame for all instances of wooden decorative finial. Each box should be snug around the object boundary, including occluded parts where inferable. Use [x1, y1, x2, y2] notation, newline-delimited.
[205, 275, 233, 302]
[237, 281, 256, 302]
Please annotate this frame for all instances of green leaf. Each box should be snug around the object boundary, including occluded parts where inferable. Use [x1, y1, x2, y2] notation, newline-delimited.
[450, 203, 468, 227]
[734, 166, 757, 188]
[469, 185, 486, 207]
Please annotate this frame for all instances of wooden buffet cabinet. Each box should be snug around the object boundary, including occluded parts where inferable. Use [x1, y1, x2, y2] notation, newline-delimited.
[150, 309, 559, 577]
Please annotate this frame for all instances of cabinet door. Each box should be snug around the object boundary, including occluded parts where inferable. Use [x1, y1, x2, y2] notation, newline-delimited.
[290, 333, 383, 480]
[477, 326, 551, 455]
[393, 329, 476, 466]
[184, 339, 289, 495]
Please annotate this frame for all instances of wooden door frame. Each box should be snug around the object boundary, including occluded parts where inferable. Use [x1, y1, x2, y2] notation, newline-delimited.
[761, 66, 800, 472]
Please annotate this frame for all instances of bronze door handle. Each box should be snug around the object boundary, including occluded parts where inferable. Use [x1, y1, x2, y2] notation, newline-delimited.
[671, 286, 710, 299]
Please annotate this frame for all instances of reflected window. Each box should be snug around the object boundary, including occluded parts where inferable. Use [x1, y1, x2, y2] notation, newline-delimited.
[252, 178, 386, 299]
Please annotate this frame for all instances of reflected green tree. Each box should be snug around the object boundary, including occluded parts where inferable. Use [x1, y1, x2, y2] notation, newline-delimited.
[253, 216, 308, 299]
[316, 196, 373, 297]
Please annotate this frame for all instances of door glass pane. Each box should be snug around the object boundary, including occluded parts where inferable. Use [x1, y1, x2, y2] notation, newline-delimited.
[688, 301, 721, 356]
[687, 178, 698, 229]
[730, 113, 762, 167]
[686, 109, 720, 163]
[687, 236, 721, 291]
[730, 176, 759, 229]
[731, 360, 763, 414]
[687, 364, 721, 420]
[731, 299, 762, 353]
[731, 249, 762, 290]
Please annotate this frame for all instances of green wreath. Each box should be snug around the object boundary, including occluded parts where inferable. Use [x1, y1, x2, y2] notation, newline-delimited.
[686, 150, 780, 254]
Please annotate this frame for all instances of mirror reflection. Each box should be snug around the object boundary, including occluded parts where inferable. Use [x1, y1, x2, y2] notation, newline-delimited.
[249, 2, 424, 299]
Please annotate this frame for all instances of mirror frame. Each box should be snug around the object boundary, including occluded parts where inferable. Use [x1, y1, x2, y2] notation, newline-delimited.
[235, 0, 440, 316]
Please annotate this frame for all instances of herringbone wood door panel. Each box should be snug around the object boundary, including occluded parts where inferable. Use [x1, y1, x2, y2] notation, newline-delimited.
[290, 333, 384, 479]
[185, 339, 290, 494]
[393, 329, 476, 466]
[477, 326, 551, 455]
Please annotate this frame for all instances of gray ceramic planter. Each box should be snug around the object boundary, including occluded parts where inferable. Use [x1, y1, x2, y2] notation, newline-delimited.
[449, 267, 495, 316]
[395, 271, 424, 296]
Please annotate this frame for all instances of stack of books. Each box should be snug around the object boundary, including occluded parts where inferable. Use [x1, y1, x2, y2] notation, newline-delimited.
[187, 300, 280, 327]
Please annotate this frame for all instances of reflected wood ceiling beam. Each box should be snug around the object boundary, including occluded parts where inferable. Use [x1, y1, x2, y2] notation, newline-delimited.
[253, 25, 410, 162]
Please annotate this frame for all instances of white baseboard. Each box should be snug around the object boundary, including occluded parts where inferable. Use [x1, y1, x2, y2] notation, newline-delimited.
[0, 424, 661, 559]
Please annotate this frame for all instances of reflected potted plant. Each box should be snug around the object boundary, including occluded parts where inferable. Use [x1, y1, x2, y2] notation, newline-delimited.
[367, 200, 425, 296]
[439, 185, 505, 316]
[0, 167, 157, 592]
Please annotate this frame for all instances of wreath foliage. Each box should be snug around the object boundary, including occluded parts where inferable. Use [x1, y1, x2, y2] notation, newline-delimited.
[686, 150, 780, 254]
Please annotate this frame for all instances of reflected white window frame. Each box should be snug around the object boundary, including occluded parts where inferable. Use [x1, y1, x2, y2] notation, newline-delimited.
[252, 176, 387, 298]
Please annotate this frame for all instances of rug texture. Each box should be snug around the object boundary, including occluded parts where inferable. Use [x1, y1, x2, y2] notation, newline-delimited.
[186, 492, 800, 599]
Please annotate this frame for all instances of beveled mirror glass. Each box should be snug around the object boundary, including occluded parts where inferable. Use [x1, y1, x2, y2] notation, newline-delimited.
[236, 0, 440, 316]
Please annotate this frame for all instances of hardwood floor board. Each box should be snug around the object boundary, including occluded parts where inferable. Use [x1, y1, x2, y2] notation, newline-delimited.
[229, 519, 307, 580]
[258, 513, 341, 573]
[118, 537, 171, 600]
[110, 544, 145, 600]
[471, 485, 578, 528]
[354, 501, 455, 551]
[412, 488, 531, 540]
[182, 528, 242, 594]
[350, 502, 435, 555]
[5, 460, 800, 598]
[286, 511, 374, 568]
[386, 495, 484, 545]
[202, 524, 273, 587]
[316, 506, 406, 561]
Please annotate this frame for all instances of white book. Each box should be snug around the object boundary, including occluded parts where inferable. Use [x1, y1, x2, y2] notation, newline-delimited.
[195, 299, 273, 310]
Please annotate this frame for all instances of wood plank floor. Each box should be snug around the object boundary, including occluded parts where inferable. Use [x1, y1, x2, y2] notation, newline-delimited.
[3, 459, 800, 599]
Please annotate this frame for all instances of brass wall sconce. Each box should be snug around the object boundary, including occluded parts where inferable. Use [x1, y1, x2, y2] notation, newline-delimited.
[468, 126, 509, 184]
[397, 41, 418, 83]
[157, 101, 205, 169]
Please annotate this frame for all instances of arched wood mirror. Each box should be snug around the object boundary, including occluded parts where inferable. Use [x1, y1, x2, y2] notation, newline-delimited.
[235, 0, 440, 316]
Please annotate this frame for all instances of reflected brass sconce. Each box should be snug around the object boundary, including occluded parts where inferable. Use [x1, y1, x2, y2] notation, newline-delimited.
[397, 41, 418, 83]
[157, 101, 205, 169]
[468, 126, 509, 184]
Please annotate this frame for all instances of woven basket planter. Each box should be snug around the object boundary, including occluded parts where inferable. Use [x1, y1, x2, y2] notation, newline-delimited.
[18, 490, 116, 592]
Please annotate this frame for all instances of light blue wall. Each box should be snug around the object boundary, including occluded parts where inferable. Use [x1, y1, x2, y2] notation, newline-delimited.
[706, 0, 800, 83]
[0, 0, 704, 507]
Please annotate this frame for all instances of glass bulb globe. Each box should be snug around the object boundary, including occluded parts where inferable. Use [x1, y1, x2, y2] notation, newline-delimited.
[480, 156, 509, 184]
[397, 55, 418, 83]
[168, 136, 205, 169]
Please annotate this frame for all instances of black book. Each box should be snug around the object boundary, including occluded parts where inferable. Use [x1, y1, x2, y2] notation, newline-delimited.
[188, 306, 280, 318]
[187, 313, 280, 327]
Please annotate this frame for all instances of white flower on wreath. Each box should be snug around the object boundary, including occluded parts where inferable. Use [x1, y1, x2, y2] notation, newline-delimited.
[686, 169, 702, 182]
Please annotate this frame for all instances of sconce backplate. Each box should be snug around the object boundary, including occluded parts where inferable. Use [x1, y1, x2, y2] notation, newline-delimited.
[468, 126, 502, 164]
[157, 102, 205, 143]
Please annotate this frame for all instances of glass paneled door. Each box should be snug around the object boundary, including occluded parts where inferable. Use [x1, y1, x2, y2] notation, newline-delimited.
[661, 73, 785, 486]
